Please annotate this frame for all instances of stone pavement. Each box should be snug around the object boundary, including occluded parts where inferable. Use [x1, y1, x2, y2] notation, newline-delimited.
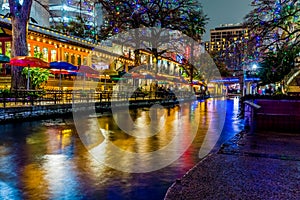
[165, 131, 300, 200]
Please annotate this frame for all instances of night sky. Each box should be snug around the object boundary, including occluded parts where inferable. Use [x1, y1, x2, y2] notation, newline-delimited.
[200, 0, 253, 41]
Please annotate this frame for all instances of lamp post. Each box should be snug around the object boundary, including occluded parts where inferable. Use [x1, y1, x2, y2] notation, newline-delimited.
[243, 64, 259, 95]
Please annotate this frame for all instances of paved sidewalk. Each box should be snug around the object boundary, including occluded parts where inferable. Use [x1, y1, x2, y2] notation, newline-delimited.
[165, 131, 300, 200]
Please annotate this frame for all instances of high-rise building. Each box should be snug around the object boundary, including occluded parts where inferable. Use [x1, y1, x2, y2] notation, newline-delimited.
[0, 0, 50, 27]
[209, 23, 249, 52]
[0, 1, 103, 30]
[203, 41, 210, 52]
[49, 0, 103, 28]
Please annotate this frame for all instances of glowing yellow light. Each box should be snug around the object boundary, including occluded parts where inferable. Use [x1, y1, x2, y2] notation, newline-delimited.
[62, 129, 72, 134]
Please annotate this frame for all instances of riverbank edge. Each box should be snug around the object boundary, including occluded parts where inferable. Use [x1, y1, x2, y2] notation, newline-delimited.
[164, 128, 300, 199]
[0, 98, 196, 124]
[164, 130, 247, 198]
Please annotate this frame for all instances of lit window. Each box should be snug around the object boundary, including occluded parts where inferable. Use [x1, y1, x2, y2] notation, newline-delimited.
[71, 54, 75, 64]
[34, 46, 41, 58]
[51, 50, 57, 61]
[28, 44, 31, 56]
[64, 52, 69, 62]
[5, 42, 11, 57]
[77, 55, 81, 66]
[42, 48, 48, 61]
[0, 42, 2, 54]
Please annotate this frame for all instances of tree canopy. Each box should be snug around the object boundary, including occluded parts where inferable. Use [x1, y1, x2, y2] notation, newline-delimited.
[244, 0, 300, 84]
[245, 0, 299, 52]
[99, 0, 208, 83]
[99, 0, 208, 41]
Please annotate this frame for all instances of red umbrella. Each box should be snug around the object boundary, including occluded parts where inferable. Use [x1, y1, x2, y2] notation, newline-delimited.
[86, 73, 100, 79]
[78, 65, 99, 75]
[10, 56, 50, 90]
[50, 69, 70, 74]
[10, 56, 49, 68]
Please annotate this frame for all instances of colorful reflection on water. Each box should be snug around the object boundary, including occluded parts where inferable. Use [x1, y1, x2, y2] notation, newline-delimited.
[0, 98, 243, 200]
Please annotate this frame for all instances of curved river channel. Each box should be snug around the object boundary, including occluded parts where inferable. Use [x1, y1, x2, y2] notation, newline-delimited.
[0, 98, 243, 200]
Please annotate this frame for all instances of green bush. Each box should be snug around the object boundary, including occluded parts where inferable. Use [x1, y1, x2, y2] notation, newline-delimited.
[0, 87, 11, 98]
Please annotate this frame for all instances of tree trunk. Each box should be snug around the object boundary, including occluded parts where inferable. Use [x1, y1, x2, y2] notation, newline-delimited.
[9, 0, 32, 90]
[11, 17, 29, 90]
[151, 48, 159, 74]
[134, 49, 141, 67]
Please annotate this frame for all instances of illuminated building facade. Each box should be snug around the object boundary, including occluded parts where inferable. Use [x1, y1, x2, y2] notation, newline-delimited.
[0, 0, 50, 27]
[209, 23, 249, 52]
[49, 0, 103, 28]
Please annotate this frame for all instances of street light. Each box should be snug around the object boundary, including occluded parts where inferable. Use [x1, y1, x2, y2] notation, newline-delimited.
[252, 64, 258, 70]
[243, 63, 260, 95]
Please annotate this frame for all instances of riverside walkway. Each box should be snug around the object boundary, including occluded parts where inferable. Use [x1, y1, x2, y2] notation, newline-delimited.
[165, 99, 300, 199]
[165, 126, 300, 199]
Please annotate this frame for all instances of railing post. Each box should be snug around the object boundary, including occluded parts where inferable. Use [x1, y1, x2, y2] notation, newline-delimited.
[72, 91, 74, 104]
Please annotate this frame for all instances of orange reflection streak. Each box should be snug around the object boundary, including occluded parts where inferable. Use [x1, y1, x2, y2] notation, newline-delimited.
[21, 164, 49, 199]
[45, 128, 72, 154]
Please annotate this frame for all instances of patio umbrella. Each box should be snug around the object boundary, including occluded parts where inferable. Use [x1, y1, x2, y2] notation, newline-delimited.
[50, 61, 78, 88]
[144, 74, 155, 79]
[0, 54, 10, 63]
[78, 65, 100, 89]
[50, 61, 78, 71]
[0, 55, 10, 75]
[10, 56, 50, 90]
[78, 65, 99, 76]
[50, 69, 70, 75]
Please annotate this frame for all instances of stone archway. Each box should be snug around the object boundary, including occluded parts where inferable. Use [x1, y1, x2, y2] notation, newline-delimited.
[285, 69, 300, 95]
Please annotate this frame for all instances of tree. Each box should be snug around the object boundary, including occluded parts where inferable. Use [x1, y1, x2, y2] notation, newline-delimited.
[8, 0, 33, 90]
[99, 0, 207, 39]
[210, 51, 231, 77]
[99, 0, 208, 70]
[258, 45, 299, 85]
[245, 0, 299, 52]
[244, 0, 300, 85]
[244, 0, 299, 61]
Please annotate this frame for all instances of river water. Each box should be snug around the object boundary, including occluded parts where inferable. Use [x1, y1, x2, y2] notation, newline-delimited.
[0, 98, 243, 200]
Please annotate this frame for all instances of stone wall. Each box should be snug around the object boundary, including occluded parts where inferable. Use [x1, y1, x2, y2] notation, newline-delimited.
[0, 98, 183, 123]
[254, 99, 300, 132]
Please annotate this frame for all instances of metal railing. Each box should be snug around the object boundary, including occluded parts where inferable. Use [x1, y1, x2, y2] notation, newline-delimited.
[0, 90, 195, 108]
